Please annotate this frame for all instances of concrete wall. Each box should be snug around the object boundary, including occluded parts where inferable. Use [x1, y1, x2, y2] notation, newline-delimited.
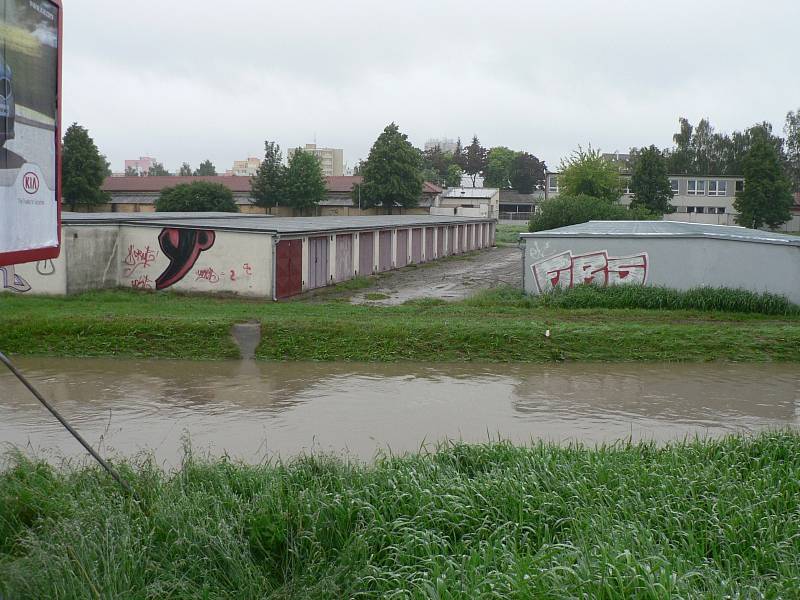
[523, 235, 800, 303]
[65, 226, 120, 294]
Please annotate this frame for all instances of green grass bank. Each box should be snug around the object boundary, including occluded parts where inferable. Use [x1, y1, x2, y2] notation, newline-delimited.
[2, 432, 799, 597]
[1, 286, 799, 362]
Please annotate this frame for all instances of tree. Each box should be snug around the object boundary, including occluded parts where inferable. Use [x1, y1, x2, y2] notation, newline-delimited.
[359, 123, 423, 214]
[147, 162, 170, 176]
[463, 135, 487, 187]
[666, 117, 693, 174]
[352, 159, 366, 176]
[629, 145, 674, 214]
[734, 134, 793, 229]
[178, 162, 193, 176]
[155, 181, 238, 212]
[193, 159, 217, 176]
[284, 147, 326, 213]
[124, 165, 139, 176]
[482, 147, 516, 188]
[61, 123, 111, 211]
[452, 138, 465, 170]
[251, 140, 285, 212]
[558, 145, 622, 203]
[510, 152, 546, 194]
[444, 164, 462, 188]
[784, 108, 800, 192]
[421, 144, 462, 188]
[529, 195, 657, 232]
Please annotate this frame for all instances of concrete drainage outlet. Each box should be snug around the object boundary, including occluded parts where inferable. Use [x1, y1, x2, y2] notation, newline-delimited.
[231, 321, 262, 360]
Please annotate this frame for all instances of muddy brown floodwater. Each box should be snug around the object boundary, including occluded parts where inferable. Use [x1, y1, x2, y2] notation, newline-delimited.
[1, 358, 798, 466]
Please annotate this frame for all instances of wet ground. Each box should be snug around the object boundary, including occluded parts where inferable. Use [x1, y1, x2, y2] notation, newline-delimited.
[3, 358, 798, 465]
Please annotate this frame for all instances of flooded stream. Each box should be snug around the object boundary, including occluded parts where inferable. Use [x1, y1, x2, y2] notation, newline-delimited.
[1, 358, 798, 465]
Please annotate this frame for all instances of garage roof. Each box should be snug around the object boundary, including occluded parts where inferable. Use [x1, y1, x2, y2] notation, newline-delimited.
[520, 221, 800, 247]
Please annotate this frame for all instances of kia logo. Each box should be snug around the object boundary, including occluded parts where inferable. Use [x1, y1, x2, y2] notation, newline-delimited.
[22, 171, 39, 194]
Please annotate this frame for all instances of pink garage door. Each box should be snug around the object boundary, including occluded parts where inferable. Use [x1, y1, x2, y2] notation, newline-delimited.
[461, 225, 468, 252]
[308, 236, 329, 289]
[424, 228, 434, 261]
[449, 226, 457, 254]
[476, 224, 484, 249]
[396, 229, 409, 267]
[411, 228, 422, 263]
[436, 227, 444, 257]
[335, 234, 353, 282]
[378, 231, 392, 271]
[359, 231, 374, 275]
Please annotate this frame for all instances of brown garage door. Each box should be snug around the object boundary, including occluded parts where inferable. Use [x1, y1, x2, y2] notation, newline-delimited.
[424, 228, 434, 261]
[378, 230, 392, 271]
[359, 232, 374, 275]
[396, 229, 409, 267]
[335, 234, 353, 282]
[436, 227, 444, 257]
[308, 236, 329, 289]
[275, 239, 302, 299]
[411, 228, 422, 263]
[448, 226, 456, 254]
[476, 224, 483, 249]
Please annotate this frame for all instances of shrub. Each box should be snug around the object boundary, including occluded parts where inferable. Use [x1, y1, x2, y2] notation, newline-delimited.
[529, 194, 657, 232]
[155, 181, 239, 212]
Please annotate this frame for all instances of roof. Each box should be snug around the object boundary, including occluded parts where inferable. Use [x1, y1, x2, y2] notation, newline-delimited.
[442, 187, 499, 199]
[62, 213, 493, 235]
[520, 220, 800, 247]
[103, 175, 443, 195]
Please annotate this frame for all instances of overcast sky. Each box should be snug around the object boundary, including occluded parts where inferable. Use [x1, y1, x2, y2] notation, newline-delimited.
[63, 0, 799, 174]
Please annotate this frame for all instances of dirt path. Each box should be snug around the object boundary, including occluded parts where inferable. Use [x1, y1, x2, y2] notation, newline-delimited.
[340, 245, 522, 305]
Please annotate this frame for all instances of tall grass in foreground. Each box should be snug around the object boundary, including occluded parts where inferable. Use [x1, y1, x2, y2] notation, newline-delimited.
[2, 432, 800, 598]
[468, 284, 800, 315]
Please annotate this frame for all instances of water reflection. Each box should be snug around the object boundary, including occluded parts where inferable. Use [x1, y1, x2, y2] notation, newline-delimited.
[1, 358, 798, 465]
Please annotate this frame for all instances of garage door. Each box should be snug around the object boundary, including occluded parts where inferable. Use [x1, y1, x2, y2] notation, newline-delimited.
[448, 226, 456, 254]
[275, 239, 302, 299]
[335, 234, 353, 282]
[378, 230, 392, 271]
[396, 229, 409, 268]
[359, 232, 374, 275]
[308, 236, 329, 289]
[436, 227, 444, 258]
[411, 228, 422, 264]
[424, 228, 434, 261]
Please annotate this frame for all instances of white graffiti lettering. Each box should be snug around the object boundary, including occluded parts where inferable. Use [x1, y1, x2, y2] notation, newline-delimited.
[532, 250, 648, 293]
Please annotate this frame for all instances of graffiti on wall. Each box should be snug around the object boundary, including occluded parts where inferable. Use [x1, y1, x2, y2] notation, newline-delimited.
[531, 250, 648, 293]
[155, 228, 216, 290]
[123, 244, 159, 277]
[0, 265, 31, 292]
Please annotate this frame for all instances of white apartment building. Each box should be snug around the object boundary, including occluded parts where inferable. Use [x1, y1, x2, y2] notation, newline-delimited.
[288, 144, 344, 177]
[227, 157, 261, 177]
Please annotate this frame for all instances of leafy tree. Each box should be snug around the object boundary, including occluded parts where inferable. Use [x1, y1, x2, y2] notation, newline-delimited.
[558, 146, 623, 203]
[61, 123, 111, 211]
[734, 134, 793, 229]
[452, 138, 465, 170]
[284, 147, 327, 213]
[251, 141, 285, 212]
[444, 164, 462, 187]
[529, 195, 657, 232]
[155, 181, 238, 212]
[124, 165, 139, 176]
[193, 159, 217, 176]
[352, 159, 366, 176]
[784, 107, 800, 191]
[629, 145, 674, 214]
[482, 147, 516, 188]
[463, 136, 487, 187]
[666, 117, 694, 174]
[421, 144, 461, 188]
[510, 152, 546, 194]
[147, 162, 170, 176]
[178, 162, 193, 176]
[359, 123, 423, 214]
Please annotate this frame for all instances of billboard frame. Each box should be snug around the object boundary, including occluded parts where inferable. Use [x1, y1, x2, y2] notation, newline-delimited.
[0, 0, 62, 267]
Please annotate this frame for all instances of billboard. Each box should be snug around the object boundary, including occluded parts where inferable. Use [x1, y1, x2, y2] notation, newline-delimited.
[0, 0, 61, 267]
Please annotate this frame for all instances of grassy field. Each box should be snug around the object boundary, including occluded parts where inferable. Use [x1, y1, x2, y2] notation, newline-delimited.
[1, 431, 799, 598]
[494, 223, 527, 245]
[1, 286, 799, 362]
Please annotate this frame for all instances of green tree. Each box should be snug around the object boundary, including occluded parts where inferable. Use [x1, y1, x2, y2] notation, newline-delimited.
[178, 162, 193, 176]
[147, 162, 170, 176]
[558, 146, 623, 203]
[666, 117, 693, 174]
[359, 123, 423, 214]
[284, 147, 327, 213]
[482, 147, 516, 188]
[124, 165, 139, 176]
[444, 164, 462, 187]
[421, 144, 460, 187]
[251, 141, 285, 212]
[529, 195, 657, 232]
[629, 145, 674, 214]
[784, 107, 800, 191]
[61, 123, 111, 211]
[510, 152, 546, 194]
[193, 159, 217, 176]
[155, 181, 238, 212]
[734, 134, 794, 229]
[463, 135, 487, 187]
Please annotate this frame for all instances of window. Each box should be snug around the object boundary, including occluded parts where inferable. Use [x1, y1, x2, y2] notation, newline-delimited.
[670, 179, 679, 194]
[687, 180, 705, 195]
[735, 180, 744, 193]
[548, 176, 559, 193]
[708, 181, 727, 197]
[687, 206, 706, 214]
[710, 207, 725, 214]
[623, 179, 632, 194]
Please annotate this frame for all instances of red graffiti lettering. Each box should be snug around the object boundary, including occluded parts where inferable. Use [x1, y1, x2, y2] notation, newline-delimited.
[195, 267, 220, 284]
[123, 244, 158, 276]
[229, 269, 237, 281]
[130, 274, 153, 289]
[242, 263, 253, 276]
[532, 250, 648, 293]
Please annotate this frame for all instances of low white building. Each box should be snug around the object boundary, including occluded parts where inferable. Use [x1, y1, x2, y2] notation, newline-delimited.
[434, 187, 499, 219]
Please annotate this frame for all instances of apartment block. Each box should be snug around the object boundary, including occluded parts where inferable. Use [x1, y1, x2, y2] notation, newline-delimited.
[288, 144, 344, 177]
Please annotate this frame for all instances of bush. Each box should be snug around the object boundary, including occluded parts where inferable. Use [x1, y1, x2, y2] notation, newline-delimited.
[529, 194, 657, 232]
[155, 181, 239, 212]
